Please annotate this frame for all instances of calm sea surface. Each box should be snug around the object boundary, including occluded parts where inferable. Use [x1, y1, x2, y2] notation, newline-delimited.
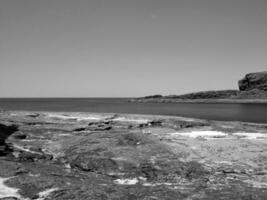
[1, 98, 267, 123]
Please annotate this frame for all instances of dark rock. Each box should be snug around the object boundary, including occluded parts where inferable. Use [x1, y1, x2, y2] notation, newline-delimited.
[0, 124, 18, 156]
[140, 95, 163, 99]
[12, 133, 27, 140]
[73, 127, 86, 132]
[29, 147, 42, 152]
[16, 152, 46, 162]
[149, 120, 162, 126]
[0, 145, 12, 157]
[117, 133, 147, 146]
[168, 90, 239, 99]
[127, 125, 133, 129]
[99, 126, 112, 131]
[27, 113, 40, 118]
[239, 71, 267, 91]
[16, 184, 41, 199]
[87, 121, 112, 131]
[105, 114, 119, 120]
[14, 147, 53, 162]
[136, 120, 162, 129]
[14, 168, 29, 176]
[0, 160, 24, 177]
[139, 159, 209, 183]
[182, 161, 209, 179]
[165, 120, 208, 130]
[0, 124, 18, 141]
[70, 154, 118, 173]
[140, 162, 159, 180]
[138, 123, 148, 128]
[25, 122, 38, 126]
[93, 126, 112, 131]
[2, 111, 267, 199]
[88, 122, 98, 126]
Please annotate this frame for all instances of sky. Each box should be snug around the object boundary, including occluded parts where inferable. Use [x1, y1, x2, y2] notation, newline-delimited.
[0, 0, 267, 97]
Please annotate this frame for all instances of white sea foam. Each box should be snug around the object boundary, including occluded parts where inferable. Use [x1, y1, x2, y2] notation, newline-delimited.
[170, 131, 267, 140]
[233, 132, 267, 139]
[113, 117, 149, 123]
[28, 173, 40, 177]
[13, 144, 43, 155]
[143, 182, 173, 187]
[36, 188, 58, 200]
[47, 114, 77, 120]
[0, 177, 21, 199]
[0, 177, 58, 200]
[114, 178, 139, 185]
[46, 113, 151, 123]
[47, 113, 104, 121]
[172, 131, 227, 139]
[76, 116, 105, 121]
[58, 133, 71, 137]
[22, 139, 37, 142]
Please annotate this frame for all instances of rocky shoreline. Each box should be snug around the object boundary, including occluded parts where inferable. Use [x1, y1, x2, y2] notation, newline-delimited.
[0, 111, 267, 199]
[131, 71, 267, 103]
[130, 98, 267, 104]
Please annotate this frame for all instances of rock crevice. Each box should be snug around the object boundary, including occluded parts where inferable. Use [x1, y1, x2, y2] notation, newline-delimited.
[0, 124, 18, 156]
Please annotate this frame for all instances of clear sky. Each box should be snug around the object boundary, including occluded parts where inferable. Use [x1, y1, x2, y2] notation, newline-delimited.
[1, 0, 267, 97]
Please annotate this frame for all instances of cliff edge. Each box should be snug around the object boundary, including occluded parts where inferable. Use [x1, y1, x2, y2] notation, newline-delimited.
[239, 71, 267, 91]
[133, 71, 267, 102]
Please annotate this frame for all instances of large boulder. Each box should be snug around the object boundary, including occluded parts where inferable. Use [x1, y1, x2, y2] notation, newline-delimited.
[239, 71, 267, 91]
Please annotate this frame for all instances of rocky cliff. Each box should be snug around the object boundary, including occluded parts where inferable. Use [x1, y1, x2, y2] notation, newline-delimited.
[239, 71, 267, 91]
[133, 71, 267, 102]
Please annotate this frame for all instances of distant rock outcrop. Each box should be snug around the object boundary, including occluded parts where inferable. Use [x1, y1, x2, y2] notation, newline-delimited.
[131, 71, 267, 102]
[239, 71, 267, 91]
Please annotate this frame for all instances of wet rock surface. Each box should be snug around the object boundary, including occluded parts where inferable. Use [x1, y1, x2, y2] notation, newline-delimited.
[0, 124, 18, 156]
[0, 111, 267, 199]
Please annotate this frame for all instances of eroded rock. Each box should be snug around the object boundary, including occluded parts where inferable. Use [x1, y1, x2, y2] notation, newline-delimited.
[0, 124, 18, 156]
[239, 71, 267, 91]
[70, 154, 118, 173]
[0, 111, 266, 199]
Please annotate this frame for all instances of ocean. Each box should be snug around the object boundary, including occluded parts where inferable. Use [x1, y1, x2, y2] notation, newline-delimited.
[0, 98, 267, 123]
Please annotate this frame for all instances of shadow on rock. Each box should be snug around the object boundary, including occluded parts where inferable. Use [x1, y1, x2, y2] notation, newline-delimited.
[70, 154, 118, 173]
[0, 124, 18, 156]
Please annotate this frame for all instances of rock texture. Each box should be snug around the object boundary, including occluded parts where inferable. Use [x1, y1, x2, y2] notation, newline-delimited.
[0, 111, 267, 199]
[239, 71, 267, 91]
[132, 71, 267, 102]
[0, 124, 18, 156]
[165, 90, 238, 99]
